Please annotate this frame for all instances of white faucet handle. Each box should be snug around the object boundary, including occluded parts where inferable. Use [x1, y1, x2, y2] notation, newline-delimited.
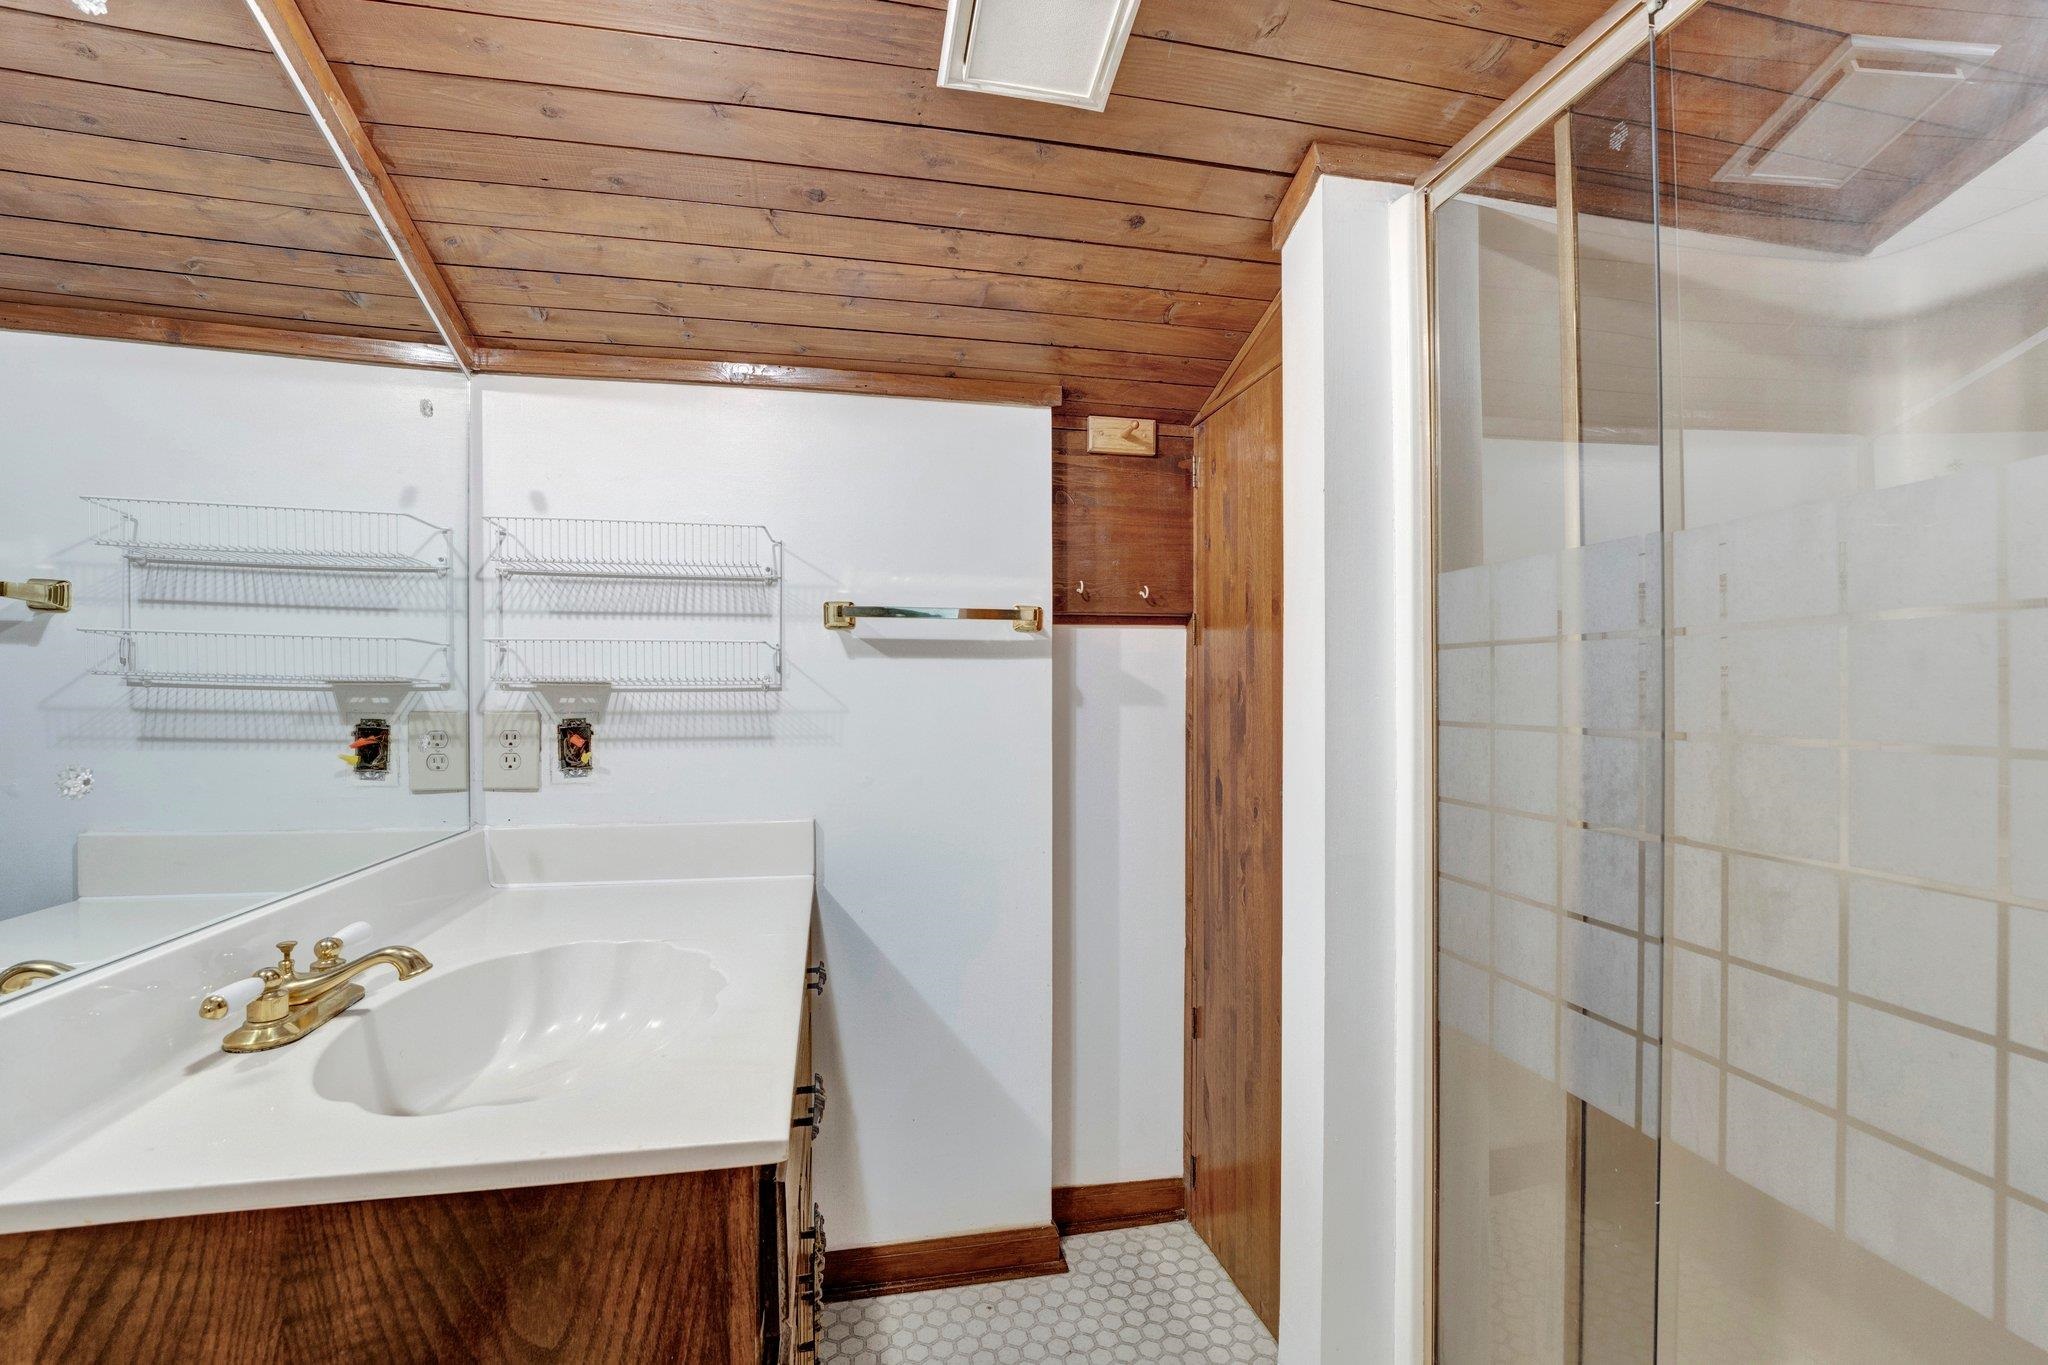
[329, 921, 373, 947]
[200, 974, 264, 1020]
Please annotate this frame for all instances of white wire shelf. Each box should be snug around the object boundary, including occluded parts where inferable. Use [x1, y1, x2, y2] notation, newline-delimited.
[85, 497, 452, 573]
[483, 516, 780, 581]
[487, 638, 783, 691]
[84, 630, 453, 690]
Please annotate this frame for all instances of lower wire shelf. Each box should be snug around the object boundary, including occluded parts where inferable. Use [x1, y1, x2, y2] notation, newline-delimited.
[486, 638, 783, 692]
[83, 630, 453, 690]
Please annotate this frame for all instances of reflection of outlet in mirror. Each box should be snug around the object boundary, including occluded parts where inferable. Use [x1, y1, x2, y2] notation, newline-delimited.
[557, 717, 595, 777]
[482, 708, 541, 792]
[406, 712, 467, 794]
[346, 718, 391, 780]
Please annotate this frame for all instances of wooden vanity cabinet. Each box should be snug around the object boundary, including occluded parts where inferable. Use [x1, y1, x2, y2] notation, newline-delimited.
[0, 976, 824, 1365]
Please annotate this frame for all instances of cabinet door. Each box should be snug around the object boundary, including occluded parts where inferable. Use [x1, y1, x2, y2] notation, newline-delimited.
[1186, 367, 1282, 1334]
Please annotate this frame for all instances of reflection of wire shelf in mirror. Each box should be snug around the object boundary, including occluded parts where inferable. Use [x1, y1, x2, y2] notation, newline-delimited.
[84, 497, 452, 573]
[487, 638, 783, 692]
[483, 516, 780, 581]
[82, 630, 454, 690]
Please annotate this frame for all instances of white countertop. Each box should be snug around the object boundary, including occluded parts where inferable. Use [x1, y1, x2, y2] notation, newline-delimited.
[0, 871, 813, 1233]
[0, 894, 267, 986]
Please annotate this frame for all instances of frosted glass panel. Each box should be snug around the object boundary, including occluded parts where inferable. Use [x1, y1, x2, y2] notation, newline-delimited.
[1432, 47, 1663, 1362]
[1654, 0, 2048, 1357]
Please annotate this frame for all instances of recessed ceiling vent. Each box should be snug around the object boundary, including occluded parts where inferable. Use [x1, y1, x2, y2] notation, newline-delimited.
[1715, 35, 1998, 189]
[937, 0, 1142, 112]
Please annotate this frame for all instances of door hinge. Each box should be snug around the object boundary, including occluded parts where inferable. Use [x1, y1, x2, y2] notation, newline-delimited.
[1190, 454, 1202, 488]
[1187, 1153, 1198, 1187]
[1191, 1005, 1201, 1040]
[1188, 612, 1200, 646]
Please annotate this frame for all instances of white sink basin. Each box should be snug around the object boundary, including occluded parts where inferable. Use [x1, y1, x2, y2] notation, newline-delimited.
[313, 940, 726, 1116]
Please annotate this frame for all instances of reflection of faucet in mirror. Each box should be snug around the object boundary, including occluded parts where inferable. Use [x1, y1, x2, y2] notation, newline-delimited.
[199, 932, 431, 1054]
[0, 960, 71, 994]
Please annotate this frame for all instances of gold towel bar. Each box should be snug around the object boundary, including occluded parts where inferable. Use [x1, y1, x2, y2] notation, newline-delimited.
[823, 601, 1043, 633]
[1, 578, 70, 612]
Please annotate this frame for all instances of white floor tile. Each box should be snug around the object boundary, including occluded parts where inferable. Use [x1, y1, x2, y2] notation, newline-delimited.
[819, 1221, 1277, 1364]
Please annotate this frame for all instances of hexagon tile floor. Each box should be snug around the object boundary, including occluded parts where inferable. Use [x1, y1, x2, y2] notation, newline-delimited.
[818, 1220, 1279, 1364]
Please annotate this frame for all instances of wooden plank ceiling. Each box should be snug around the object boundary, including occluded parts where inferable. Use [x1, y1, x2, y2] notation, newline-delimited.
[0, 0, 441, 346]
[2, 0, 2043, 418]
[0, 0, 1610, 419]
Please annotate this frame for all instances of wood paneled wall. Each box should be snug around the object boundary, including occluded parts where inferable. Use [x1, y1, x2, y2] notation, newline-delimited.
[1052, 415, 1193, 624]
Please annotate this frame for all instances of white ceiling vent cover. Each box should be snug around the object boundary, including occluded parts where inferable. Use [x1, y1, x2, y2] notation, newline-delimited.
[1716, 35, 1998, 189]
[937, 0, 1143, 112]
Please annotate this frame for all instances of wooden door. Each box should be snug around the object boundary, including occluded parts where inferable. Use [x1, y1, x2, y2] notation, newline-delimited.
[1186, 364, 1283, 1334]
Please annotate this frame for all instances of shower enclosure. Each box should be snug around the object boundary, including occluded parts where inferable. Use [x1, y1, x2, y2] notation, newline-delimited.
[1430, 1, 2048, 1358]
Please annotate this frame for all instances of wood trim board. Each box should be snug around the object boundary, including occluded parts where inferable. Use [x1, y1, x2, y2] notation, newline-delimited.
[0, 298, 460, 369]
[473, 345, 1061, 406]
[243, 0, 480, 369]
[1052, 1179, 1186, 1237]
[822, 1224, 1068, 1302]
[1271, 141, 1439, 249]
[1192, 298, 1282, 426]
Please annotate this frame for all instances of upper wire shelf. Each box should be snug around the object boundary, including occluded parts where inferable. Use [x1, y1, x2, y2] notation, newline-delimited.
[84, 630, 453, 690]
[483, 516, 780, 582]
[487, 638, 783, 692]
[84, 497, 452, 574]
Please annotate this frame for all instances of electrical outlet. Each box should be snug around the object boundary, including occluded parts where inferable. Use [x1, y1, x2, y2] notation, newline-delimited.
[407, 711, 468, 794]
[483, 708, 541, 792]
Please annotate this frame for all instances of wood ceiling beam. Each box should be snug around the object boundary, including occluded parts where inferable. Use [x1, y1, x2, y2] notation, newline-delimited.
[242, 0, 479, 370]
[0, 299, 458, 369]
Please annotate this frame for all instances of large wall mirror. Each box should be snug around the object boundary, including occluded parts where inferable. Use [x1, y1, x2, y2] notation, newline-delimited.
[0, 0, 471, 1000]
[0, 335, 472, 1000]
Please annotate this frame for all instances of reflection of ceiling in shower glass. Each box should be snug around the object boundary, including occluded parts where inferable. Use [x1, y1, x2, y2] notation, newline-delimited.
[1462, 0, 2048, 262]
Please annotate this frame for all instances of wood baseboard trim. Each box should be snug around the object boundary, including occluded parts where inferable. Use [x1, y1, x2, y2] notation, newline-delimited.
[823, 1224, 1067, 1302]
[1052, 1178, 1187, 1237]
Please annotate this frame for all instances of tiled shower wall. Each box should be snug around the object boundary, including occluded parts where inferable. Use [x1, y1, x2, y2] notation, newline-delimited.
[1438, 448, 2048, 1347]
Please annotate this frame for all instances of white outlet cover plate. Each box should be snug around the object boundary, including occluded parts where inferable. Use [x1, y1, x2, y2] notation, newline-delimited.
[406, 711, 469, 794]
[482, 708, 542, 793]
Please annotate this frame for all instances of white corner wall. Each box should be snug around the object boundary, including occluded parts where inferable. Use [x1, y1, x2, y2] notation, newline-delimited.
[0, 333, 470, 921]
[1280, 176, 1432, 1365]
[473, 375, 1053, 1249]
[1053, 623, 1186, 1188]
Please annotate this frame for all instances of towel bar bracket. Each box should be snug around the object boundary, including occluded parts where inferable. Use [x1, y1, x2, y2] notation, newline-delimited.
[1, 578, 70, 612]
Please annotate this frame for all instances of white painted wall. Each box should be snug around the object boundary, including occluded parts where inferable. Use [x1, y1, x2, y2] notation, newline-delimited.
[0, 333, 470, 924]
[473, 374, 1053, 1248]
[1052, 624, 1185, 1188]
[1280, 176, 1432, 1365]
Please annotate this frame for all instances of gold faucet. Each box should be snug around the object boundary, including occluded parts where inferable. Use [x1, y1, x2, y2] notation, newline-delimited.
[0, 960, 71, 994]
[199, 937, 431, 1053]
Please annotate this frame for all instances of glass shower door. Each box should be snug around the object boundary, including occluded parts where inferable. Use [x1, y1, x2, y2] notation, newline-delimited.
[1652, 2, 2048, 1359]
[1432, 45, 1666, 1363]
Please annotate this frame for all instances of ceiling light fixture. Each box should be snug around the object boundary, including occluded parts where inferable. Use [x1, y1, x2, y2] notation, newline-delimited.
[937, 0, 1142, 112]
[1716, 35, 1998, 189]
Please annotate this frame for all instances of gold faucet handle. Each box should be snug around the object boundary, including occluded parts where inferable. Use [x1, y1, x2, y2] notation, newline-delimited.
[199, 969, 277, 1020]
[312, 920, 374, 971]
